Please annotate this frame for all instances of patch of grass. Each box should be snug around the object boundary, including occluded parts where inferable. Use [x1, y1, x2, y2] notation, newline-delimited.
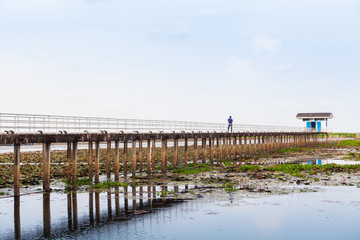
[63, 178, 91, 187]
[265, 164, 360, 178]
[223, 162, 234, 167]
[0, 191, 6, 196]
[237, 165, 260, 172]
[279, 147, 306, 153]
[156, 190, 175, 197]
[222, 182, 237, 192]
[93, 181, 128, 189]
[173, 163, 213, 174]
[336, 140, 360, 147]
[328, 133, 356, 138]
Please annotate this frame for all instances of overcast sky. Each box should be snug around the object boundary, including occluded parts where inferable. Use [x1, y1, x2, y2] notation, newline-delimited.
[1, 0, 359, 132]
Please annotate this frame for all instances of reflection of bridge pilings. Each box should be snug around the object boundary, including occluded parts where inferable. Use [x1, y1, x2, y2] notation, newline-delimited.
[66, 192, 78, 231]
[43, 193, 51, 238]
[14, 196, 20, 240]
[10, 185, 194, 239]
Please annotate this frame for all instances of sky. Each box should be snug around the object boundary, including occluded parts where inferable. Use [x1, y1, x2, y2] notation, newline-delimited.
[0, 0, 359, 132]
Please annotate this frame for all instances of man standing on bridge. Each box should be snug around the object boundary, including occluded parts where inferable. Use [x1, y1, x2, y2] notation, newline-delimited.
[228, 116, 233, 132]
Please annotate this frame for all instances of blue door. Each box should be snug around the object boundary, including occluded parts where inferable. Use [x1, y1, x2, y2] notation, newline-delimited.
[317, 122, 321, 132]
[306, 122, 311, 132]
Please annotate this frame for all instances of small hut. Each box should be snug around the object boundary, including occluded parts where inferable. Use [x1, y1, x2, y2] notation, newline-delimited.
[296, 113, 333, 132]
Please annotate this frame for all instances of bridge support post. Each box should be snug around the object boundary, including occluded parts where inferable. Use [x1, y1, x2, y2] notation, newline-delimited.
[138, 140, 143, 172]
[151, 139, 156, 170]
[132, 140, 137, 177]
[202, 138, 206, 163]
[95, 141, 100, 184]
[209, 137, 214, 164]
[123, 139, 128, 177]
[184, 138, 188, 166]
[161, 139, 166, 173]
[238, 136, 243, 159]
[43, 142, 51, 192]
[193, 138, 198, 164]
[88, 142, 93, 181]
[233, 136, 237, 163]
[223, 137, 229, 160]
[243, 136, 247, 159]
[72, 141, 78, 188]
[174, 139, 178, 167]
[106, 141, 111, 178]
[67, 142, 72, 184]
[254, 136, 258, 155]
[218, 137, 223, 165]
[147, 140, 151, 175]
[114, 140, 120, 181]
[14, 143, 20, 197]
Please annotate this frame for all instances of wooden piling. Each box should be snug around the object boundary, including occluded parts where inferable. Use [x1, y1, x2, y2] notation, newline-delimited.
[14, 143, 20, 197]
[209, 137, 214, 164]
[151, 139, 156, 171]
[123, 139, 128, 177]
[88, 142, 93, 181]
[114, 141, 120, 181]
[138, 140, 143, 172]
[66, 142, 72, 184]
[72, 142, 78, 188]
[219, 137, 223, 165]
[184, 138, 188, 166]
[106, 141, 111, 178]
[42, 142, 51, 192]
[233, 137, 237, 163]
[193, 138, 198, 164]
[174, 139, 178, 167]
[202, 138, 206, 163]
[147, 140, 151, 175]
[132, 140, 137, 177]
[161, 139, 166, 173]
[94, 141, 100, 184]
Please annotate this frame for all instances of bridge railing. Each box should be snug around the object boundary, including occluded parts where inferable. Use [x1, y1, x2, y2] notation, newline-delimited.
[0, 113, 306, 133]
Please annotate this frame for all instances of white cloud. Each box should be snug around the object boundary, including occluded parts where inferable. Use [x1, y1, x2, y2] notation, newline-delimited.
[253, 35, 281, 53]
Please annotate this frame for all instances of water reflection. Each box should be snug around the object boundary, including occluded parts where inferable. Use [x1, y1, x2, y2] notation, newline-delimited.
[2, 184, 194, 239]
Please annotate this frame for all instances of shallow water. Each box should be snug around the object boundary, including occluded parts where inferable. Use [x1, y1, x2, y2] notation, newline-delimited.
[1, 185, 360, 239]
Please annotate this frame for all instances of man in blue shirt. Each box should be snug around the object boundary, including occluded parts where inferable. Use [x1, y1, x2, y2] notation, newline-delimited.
[228, 116, 233, 132]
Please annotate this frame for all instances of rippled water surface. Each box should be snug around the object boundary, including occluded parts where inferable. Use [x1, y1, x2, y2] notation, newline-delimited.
[1, 185, 360, 240]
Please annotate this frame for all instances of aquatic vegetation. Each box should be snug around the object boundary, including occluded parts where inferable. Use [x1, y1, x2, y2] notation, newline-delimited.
[279, 148, 307, 153]
[336, 140, 360, 147]
[92, 181, 128, 189]
[173, 163, 213, 174]
[237, 165, 260, 172]
[222, 182, 237, 192]
[0, 191, 6, 195]
[223, 162, 234, 167]
[237, 164, 360, 179]
[63, 178, 91, 187]
[328, 133, 356, 138]
[156, 190, 175, 197]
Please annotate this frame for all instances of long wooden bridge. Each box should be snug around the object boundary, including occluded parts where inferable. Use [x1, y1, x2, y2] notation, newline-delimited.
[0, 113, 326, 196]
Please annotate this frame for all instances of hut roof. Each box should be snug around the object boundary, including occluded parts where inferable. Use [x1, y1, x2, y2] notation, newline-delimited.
[296, 113, 333, 119]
